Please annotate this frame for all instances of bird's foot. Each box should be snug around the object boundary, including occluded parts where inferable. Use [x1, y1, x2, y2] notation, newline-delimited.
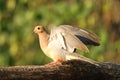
[45, 61, 61, 66]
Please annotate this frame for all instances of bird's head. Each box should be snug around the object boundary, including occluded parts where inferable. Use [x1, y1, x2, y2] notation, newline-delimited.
[33, 26, 44, 35]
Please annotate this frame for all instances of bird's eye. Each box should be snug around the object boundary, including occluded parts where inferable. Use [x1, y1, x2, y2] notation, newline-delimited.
[37, 27, 40, 30]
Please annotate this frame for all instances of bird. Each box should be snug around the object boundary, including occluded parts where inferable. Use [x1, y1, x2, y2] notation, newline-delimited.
[33, 25, 100, 65]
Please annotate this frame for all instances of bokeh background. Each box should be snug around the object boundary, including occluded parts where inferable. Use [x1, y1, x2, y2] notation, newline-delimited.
[0, 0, 120, 66]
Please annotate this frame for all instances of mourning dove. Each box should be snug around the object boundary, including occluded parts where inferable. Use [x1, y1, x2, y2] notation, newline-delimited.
[33, 25, 100, 65]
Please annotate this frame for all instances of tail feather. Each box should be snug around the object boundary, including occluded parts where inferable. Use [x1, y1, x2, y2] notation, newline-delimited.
[66, 53, 99, 66]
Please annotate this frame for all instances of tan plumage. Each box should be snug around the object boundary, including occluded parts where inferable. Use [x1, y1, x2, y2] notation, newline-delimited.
[33, 25, 100, 65]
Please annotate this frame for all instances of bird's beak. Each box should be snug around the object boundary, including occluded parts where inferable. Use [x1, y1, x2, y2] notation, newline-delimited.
[32, 29, 36, 34]
[32, 31, 35, 34]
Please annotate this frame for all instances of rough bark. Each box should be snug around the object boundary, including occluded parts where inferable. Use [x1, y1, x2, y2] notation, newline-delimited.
[0, 60, 120, 80]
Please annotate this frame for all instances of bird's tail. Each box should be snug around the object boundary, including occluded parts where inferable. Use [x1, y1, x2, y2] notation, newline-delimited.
[65, 53, 99, 66]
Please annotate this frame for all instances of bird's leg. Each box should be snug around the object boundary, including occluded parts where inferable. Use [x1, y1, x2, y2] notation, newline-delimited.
[45, 61, 62, 66]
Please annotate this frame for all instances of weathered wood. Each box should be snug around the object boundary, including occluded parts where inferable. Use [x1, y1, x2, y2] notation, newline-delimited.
[0, 60, 120, 80]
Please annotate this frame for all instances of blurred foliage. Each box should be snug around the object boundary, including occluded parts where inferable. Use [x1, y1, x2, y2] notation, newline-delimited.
[0, 0, 120, 66]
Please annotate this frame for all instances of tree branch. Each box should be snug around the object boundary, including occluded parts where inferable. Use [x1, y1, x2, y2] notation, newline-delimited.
[0, 60, 120, 80]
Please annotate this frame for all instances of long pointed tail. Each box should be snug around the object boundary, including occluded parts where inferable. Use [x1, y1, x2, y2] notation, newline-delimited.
[65, 53, 99, 66]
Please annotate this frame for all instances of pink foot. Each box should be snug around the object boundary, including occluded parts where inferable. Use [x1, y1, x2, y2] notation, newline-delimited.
[45, 61, 61, 66]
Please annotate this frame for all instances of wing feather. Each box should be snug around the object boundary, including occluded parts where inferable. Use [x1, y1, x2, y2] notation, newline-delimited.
[49, 26, 89, 53]
[58, 25, 100, 46]
[62, 32, 89, 52]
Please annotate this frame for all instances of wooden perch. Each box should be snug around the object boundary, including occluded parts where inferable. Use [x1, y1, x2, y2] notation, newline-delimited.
[0, 60, 120, 80]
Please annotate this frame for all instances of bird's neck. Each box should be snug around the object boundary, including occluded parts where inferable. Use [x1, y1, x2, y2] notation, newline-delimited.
[38, 32, 49, 51]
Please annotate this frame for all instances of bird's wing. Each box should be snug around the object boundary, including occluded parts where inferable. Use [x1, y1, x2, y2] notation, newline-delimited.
[49, 28, 66, 50]
[49, 26, 89, 53]
[58, 25, 100, 46]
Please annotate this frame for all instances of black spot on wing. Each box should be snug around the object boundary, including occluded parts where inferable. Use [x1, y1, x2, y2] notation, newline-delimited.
[73, 48, 77, 52]
[75, 35, 100, 46]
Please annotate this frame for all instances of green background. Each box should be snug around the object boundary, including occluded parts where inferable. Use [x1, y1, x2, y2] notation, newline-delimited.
[0, 0, 120, 66]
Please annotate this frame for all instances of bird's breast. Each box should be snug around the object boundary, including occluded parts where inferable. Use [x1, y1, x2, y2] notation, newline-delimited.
[43, 42, 66, 61]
